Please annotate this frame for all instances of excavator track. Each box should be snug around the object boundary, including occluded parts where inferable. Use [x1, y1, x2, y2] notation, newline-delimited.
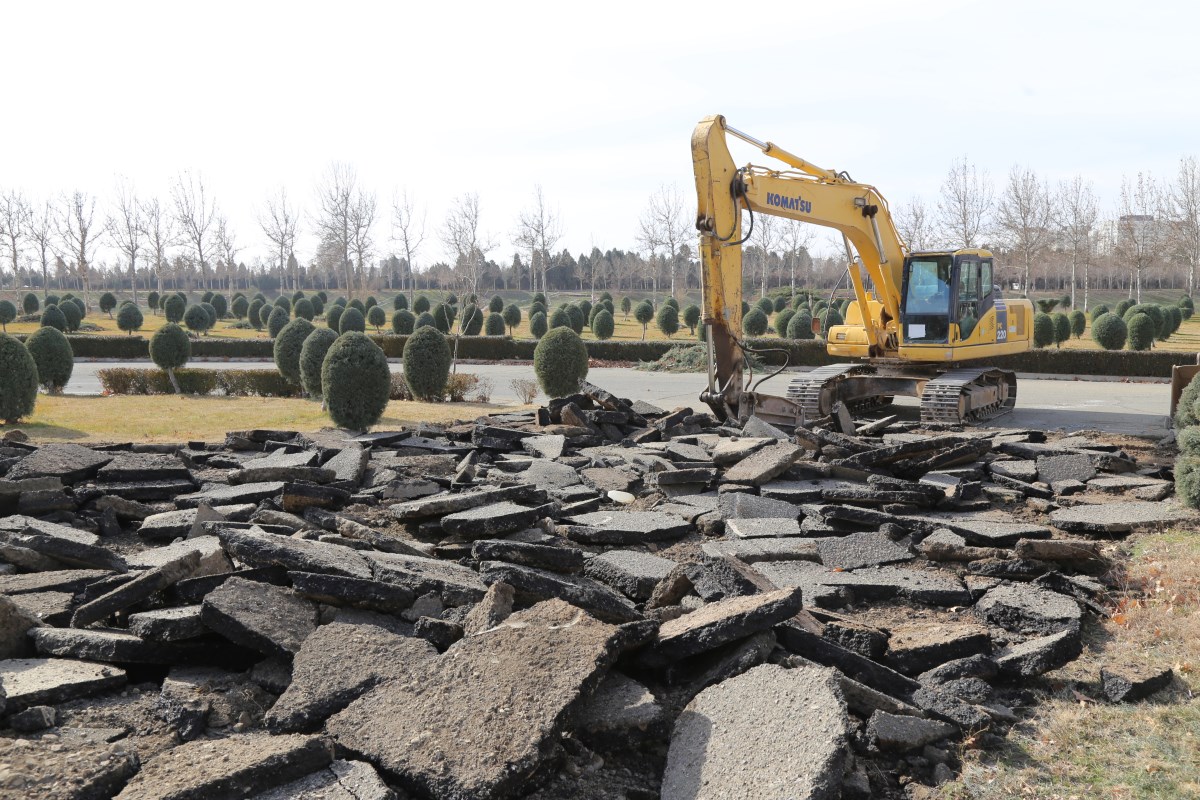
[919, 367, 1017, 424]
[785, 363, 873, 420]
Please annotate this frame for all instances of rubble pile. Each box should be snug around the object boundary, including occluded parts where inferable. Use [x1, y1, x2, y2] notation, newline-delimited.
[0, 382, 1192, 799]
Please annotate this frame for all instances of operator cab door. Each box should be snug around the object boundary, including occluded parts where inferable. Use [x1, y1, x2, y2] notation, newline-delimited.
[951, 256, 996, 342]
[900, 254, 952, 344]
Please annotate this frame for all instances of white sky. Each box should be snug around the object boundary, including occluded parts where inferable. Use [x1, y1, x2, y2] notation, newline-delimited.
[3, 0, 1197, 267]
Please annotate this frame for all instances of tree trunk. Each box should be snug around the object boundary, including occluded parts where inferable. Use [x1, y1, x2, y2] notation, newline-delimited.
[167, 367, 181, 394]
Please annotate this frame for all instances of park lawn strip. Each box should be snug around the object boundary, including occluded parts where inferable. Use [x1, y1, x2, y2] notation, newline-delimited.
[0, 395, 527, 443]
[941, 528, 1200, 799]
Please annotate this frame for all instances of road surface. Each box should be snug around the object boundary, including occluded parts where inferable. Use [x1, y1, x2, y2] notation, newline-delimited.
[64, 360, 1171, 438]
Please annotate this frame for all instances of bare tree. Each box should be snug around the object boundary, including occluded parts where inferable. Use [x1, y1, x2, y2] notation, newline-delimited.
[442, 193, 497, 348]
[936, 156, 994, 249]
[1168, 156, 1200, 298]
[514, 186, 562, 298]
[1115, 173, 1165, 303]
[0, 189, 30, 291]
[171, 173, 217, 291]
[1055, 175, 1099, 309]
[56, 191, 100, 306]
[27, 198, 55, 297]
[754, 212, 781, 298]
[106, 178, 144, 305]
[392, 188, 426, 302]
[214, 216, 241, 292]
[894, 197, 934, 252]
[637, 184, 688, 299]
[780, 218, 814, 296]
[996, 166, 1053, 295]
[313, 162, 360, 299]
[349, 189, 377, 294]
[258, 188, 300, 292]
[140, 197, 181, 297]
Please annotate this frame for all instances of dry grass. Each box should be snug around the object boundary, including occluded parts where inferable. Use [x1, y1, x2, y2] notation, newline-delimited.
[0, 395, 527, 443]
[4, 312, 266, 340]
[942, 529, 1200, 799]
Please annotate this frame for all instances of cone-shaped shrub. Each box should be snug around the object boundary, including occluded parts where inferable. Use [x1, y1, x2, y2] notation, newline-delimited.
[300, 327, 338, 399]
[339, 306, 366, 334]
[683, 304, 701, 335]
[787, 309, 814, 339]
[549, 308, 570, 330]
[742, 308, 768, 336]
[484, 312, 506, 336]
[1180, 296, 1194, 320]
[211, 294, 228, 318]
[488, 295, 504, 313]
[415, 311, 436, 330]
[294, 297, 315, 321]
[264, 305, 288, 338]
[45, 294, 61, 308]
[149, 323, 190, 392]
[579, 300, 593, 323]
[185, 304, 211, 336]
[621, 297, 631, 317]
[365, 296, 377, 311]
[232, 295, 249, 319]
[1090, 312, 1126, 351]
[348, 299, 365, 315]
[325, 304, 343, 331]
[530, 311, 548, 339]
[23, 293, 39, 314]
[402, 326, 451, 402]
[413, 295, 430, 314]
[656, 304, 679, 338]
[248, 299, 265, 329]
[530, 301, 546, 319]
[274, 318, 316, 387]
[1032, 312, 1054, 348]
[201, 291, 214, 304]
[502, 303, 521, 334]
[1051, 312, 1071, 347]
[275, 296, 293, 314]
[534, 326, 589, 398]
[817, 307, 843, 335]
[773, 296, 788, 313]
[60, 300, 82, 332]
[99, 292, 117, 317]
[393, 294, 408, 311]
[1068, 309, 1086, 338]
[200, 302, 218, 330]
[1167, 305, 1183, 336]
[116, 303, 144, 335]
[41, 304, 68, 332]
[1126, 313, 1155, 351]
[565, 304, 585, 333]
[367, 305, 387, 331]
[166, 294, 186, 324]
[774, 309, 795, 338]
[592, 309, 615, 340]
[599, 291, 613, 303]
[459, 304, 484, 336]
[533, 292, 546, 306]
[26, 326, 72, 393]
[310, 296, 324, 317]
[0, 335, 37, 423]
[432, 303, 451, 333]
[392, 309, 415, 335]
[323, 332, 391, 430]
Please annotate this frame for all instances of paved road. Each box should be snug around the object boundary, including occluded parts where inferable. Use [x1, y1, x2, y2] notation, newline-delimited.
[66, 360, 1170, 438]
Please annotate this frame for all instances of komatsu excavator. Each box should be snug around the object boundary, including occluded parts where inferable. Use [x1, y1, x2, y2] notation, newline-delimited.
[692, 114, 1034, 427]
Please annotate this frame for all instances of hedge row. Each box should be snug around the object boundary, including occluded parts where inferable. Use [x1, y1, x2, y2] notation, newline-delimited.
[98, 368, 301, 397]
[22, 333, 1199, 378]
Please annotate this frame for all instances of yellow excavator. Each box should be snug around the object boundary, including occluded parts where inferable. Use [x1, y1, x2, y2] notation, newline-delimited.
[692, 114, 1034, 427]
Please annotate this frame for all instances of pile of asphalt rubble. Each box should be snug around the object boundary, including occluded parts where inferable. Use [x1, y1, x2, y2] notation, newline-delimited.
[0, 381, 1192, 800]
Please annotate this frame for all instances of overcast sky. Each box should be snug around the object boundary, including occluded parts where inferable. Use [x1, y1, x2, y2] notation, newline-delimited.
[3, 0, 1196, 268]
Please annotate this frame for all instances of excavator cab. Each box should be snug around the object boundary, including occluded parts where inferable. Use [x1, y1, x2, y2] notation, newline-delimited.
[899, 250, 994, 345]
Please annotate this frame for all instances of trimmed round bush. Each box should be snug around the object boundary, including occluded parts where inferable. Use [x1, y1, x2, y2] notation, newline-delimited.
[1032, 312, 1054, 348]
[41, 304, 68, 332]
[60, 300, 82, 332]
[578, 300, 592, 322]
[1090, 312, 1127, 350]
[459, 304, 484, 336]
[348, 299, 366, 315]
[294, 297, 315, 321]
[773, 296, 788, 313]
[683, 304, 701, 334]
[322, 332, 391, 430]
[445, 292, 457, 306]
[402, 326, 451, 402]
[1068, 309, 1086, 338]
[742, 308, 769, 336]
[325, 304, 343, 331]
[592, 309, 615, 340]
[1051, 312, 1071, 347]
[787, 309, 814, 339]
[116, 303, 144, 335]
[530, 301, 546, 319]
[1167, 305, 1183, 336]
[564, 304, 585, 334]
[274, 318, 316, 387]
[415, 311, 436, 330]
[502, 303, 521, 334]
[1123, 304, 1165, 339]
[741, 301, 751, 316]
[365, 296, 377, 311]
[1180, 296, 1194, 320]
[25, 326, 73, 393]
[1089, 304, 1110, 321]
[367, 305, 387, 331]
[311, 296, 324, 317]
[274, 296, 293, 314]
[99, 292, 117, 317]
[634, 300, 654, 336]
[549, 308, 570, 330]
[432, 303, 451, 333]
[248, 299, 266, 329]
[663, 297, 679, 311]
[232, 295, 249, 319]
[816, 307, 843, 336]
[413, 295, 430, 314]
[1177, 374, 1200, 428]
[1178, 425, 1200, 457]
[1176, 456, 1200, 509]
[534, 326, 589, 398]
[1115, 298, 1135, 317]
[45, 294, 61, 309]
[332, 296, 346, 308]
[23, 293, 39, 314]
[183, 304, 209, 335]
[201, 291, 214, 304]
[755, 297, 774, 316]
[211, 294, 228, 318]
[488, 295, 504, 313]
[656, 304, 680, 338]
[0, 335, 38, 423]
[620, 297, 631, 317]
[1126, 313, 1155, 351]
[0, 300, 15, 332]
[484, 312, 506, 336]
[339, 306, 366, 334]
[393, 294, 408, 311]
[71, 297, 86, 318]
[300, 327, 339, 399]
[530, 311, 548, 339]
[200, 302, 218, 330]
[392, 310, 415, 335]
[165, 294, 186, 324]
[774, 309, 795, 338]
[265, 305, 289, 338]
